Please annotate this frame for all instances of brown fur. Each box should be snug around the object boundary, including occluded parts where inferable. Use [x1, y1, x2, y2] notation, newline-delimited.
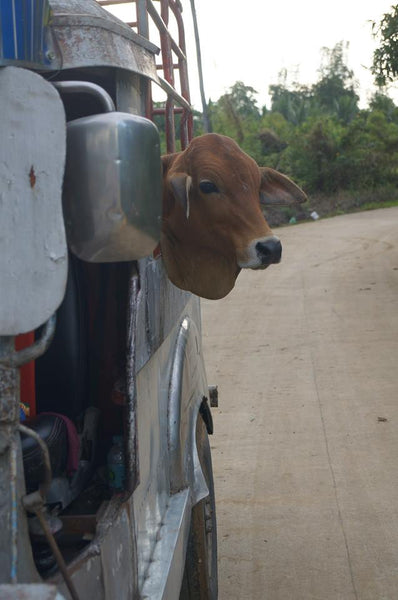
[161, 134, 306, 299]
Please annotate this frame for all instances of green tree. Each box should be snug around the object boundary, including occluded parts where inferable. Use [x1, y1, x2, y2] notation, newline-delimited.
[372, 5, 398, 86]
[269, 69, 314, 125]
[209, 81, 262, 159]
[279, 116, 345, 192]
[313, 42, 359, 123]
[269, 44, 359, 127]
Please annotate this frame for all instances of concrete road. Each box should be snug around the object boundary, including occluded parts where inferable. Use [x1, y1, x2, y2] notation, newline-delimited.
[201, 207, 398, 600]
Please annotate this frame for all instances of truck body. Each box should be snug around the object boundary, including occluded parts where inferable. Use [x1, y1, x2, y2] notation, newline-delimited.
[0, 1, 217, 598]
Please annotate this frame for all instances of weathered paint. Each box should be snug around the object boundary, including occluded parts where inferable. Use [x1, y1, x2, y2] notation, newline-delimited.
[0, 1, 213, 597]
[0, 67, 67, 335]
[0, 583, 66, 599]
[50, 0, 159, 81]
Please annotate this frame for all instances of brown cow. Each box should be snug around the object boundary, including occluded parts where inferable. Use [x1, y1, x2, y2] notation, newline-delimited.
[161, 133, 306, 300]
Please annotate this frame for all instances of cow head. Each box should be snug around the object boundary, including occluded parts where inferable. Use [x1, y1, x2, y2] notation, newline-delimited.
[161, 133, 306, 299]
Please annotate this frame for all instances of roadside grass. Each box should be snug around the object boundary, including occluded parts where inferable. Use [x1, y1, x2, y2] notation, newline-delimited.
[266, 187, 398, 228]
[358, 198, 398, 211]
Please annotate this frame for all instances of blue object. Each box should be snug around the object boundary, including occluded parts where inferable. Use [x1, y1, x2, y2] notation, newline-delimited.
[107, 435, 125, 491]
[0, 0, 58, 68]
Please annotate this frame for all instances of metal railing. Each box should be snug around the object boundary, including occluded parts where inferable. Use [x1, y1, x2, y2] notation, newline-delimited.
[97, 0, 193, 152]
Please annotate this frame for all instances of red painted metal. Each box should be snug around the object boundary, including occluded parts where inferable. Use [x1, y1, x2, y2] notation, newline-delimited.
[169, 0, 192, 148]
[98, 0, 194, 151]
[15, 332, 36, 417]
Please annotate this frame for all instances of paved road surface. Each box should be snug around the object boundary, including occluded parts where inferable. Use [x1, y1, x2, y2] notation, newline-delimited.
[201, 208, 398, 600]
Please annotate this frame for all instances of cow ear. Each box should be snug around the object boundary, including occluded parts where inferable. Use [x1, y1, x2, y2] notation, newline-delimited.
[259, 167, 307, 206]
[169, 173, 192, 219]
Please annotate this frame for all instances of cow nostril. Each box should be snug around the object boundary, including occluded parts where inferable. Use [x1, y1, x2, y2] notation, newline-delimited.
[255, 239, 282, 264]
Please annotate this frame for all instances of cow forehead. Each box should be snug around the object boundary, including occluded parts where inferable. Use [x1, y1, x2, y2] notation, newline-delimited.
[178, 135, 260, 186]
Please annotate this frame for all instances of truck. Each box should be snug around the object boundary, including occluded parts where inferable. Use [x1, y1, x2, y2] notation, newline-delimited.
[0, 1, 218, 598]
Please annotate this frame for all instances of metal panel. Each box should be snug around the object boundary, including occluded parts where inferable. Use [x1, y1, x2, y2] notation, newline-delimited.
[53, 497, 138, 598]
[0, 66, 67, 335]
[0, 584, 66, 599]
[135, 258, 191, 372]
[55, 552, 105, 600]
[133, 307, 209, 595]
[63, 112, 161, 262]
[167, 317, 208, 501]
[140, 490, 190, 600]
[49, 0, 160, 80]
[100, 506, 136, 599]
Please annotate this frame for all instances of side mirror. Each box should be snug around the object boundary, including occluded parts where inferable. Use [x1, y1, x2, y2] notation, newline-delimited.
[63, 112, 162, 262]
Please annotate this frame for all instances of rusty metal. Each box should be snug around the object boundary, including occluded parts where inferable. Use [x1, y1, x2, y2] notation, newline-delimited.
[10, 435, 18, 584]
[0, 316, 56, 369]
[98, 0, 194, 151]
[125, 264, 140, 492]
[169, 0, 192, 147]
[0, 3, 212, 596]
[19, 425, 79, 600]
[32, 508, 81, 600]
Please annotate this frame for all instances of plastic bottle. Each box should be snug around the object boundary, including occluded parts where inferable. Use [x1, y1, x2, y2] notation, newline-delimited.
[107, 435, 125, 491]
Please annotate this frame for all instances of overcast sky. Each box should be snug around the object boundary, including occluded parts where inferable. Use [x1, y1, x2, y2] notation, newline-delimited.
[186, 0, 398, 110]
[106, 1, 398, 110]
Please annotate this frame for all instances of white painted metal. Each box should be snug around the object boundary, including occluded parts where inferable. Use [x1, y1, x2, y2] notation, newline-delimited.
[0, 67, 67, 335]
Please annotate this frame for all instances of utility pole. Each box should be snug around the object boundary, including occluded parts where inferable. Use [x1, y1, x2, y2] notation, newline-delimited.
[190, 0, 211, 132]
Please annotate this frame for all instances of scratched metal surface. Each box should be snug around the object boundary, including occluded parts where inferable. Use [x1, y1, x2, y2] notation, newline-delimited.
[0, 583, 66, 599]
[0, 342, 40, 583]
[0, 2, 211, 596]
[0, 67, 67, 335]
[133, 298, 209, 596]
[52, 297, 209, 599]
[50, 0, 160, 81]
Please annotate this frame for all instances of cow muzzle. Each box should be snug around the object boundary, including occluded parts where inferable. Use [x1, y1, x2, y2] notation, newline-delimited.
[238, 235, 282, 270]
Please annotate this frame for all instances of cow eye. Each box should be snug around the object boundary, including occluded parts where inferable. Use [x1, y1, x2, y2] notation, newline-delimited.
[199, 180, 219, 194]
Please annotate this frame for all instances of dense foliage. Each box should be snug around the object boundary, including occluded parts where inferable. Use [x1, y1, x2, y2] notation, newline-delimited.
[372, 4, 398, 86]
[192, 41, 398, 203]
[156, 19, 398, 220]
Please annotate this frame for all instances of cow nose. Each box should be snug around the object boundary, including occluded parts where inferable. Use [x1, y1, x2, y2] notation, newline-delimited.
[255, 238, 282, 265]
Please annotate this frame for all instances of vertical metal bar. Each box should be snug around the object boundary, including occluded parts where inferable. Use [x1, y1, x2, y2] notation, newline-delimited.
[159, 0, 176, 153]
[0, 3, 3, 60]
[0, 326, 57, 582]
[136, 0, 148, 38]
[0, 337, 20, 583]
[11, 0, 17, 58]
[125, 264, 140, 492]
[135, 0, 152, 120]
[40, 0, 45, 64]
[190, 0, 211, 133]
[30, 0, 34, 61]
[165, 98, 176, 153]
[9, 434, 18, 583]
[169, 0, 192, 148]
[145, 80, 153, 121]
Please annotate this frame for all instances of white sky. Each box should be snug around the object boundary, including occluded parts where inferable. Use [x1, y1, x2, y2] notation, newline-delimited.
[105, 1, 398, 110]
[188, 0, 398, 110]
